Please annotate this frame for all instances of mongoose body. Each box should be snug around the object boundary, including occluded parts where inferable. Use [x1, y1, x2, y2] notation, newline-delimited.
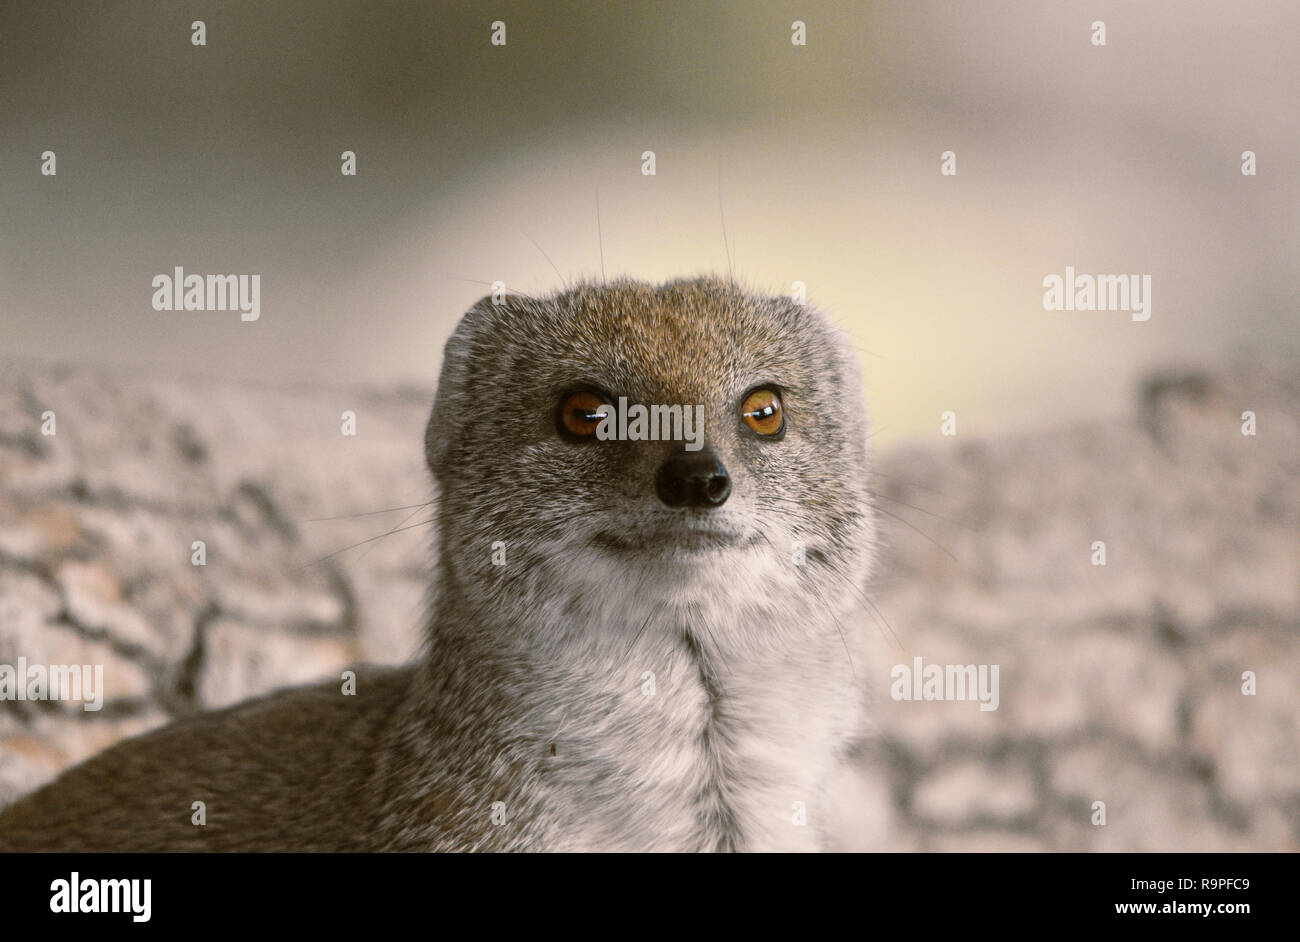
[0, 277, 877, 851]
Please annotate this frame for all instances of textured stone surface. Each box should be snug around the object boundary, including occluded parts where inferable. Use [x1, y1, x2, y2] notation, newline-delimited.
[1, 360, 1296, 851]
[0, 365, 431, 800]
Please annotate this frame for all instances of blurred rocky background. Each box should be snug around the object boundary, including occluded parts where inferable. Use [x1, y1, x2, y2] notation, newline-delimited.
[2, 359, 1295, 850]
[4, 0, 1298, 444]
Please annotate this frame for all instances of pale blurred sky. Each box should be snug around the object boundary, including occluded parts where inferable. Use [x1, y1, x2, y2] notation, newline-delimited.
[2, 0, 1296, 445]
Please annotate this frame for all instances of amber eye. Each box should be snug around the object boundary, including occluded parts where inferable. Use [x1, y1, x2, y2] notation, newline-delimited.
[559, 391, 610, 438]
[741, 388, 784, 436]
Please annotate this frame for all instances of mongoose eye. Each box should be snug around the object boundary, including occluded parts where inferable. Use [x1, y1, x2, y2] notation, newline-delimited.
[741, 388, 784, 436]
[559, 391, 610, 438]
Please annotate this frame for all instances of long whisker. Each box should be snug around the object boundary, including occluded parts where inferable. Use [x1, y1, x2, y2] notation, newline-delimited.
[861, 593, 903, 651]
[807, 578, 855, 678]
[717, 165, 734, 282]
[595, 187, 606, 284]
[838, 324, 891, 361]
[871, 503, 959, 564]
[754, 530, 855, 676]
[817, 560, 904, 650]
[441, 275, 539, 302]
[866, 489, 975, 531]
[353, 503, 432, 564]
[847, 341, 891, 361]
[301, 501, 433, 522]
[869, 470, 958, 501]
[759, 520, 902, 650]
[290, 517, 436, 573]
[755, 490, 958, 565]
[518, 228, 567, 288]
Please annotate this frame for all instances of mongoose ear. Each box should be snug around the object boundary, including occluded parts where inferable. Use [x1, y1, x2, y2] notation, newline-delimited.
[426, 295, 498, 480]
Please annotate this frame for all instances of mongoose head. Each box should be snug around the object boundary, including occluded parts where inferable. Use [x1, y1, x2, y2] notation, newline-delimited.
[425, 276, 876, 651]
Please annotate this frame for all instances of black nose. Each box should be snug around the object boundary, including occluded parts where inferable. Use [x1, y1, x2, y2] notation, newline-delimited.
[655, 453, 731, 508]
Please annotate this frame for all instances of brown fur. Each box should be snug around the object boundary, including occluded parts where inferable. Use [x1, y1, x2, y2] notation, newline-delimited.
[0, 277, 877, 851]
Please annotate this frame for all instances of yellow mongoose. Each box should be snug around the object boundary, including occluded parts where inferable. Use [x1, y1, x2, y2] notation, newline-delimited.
[0, 277, 877, 851]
